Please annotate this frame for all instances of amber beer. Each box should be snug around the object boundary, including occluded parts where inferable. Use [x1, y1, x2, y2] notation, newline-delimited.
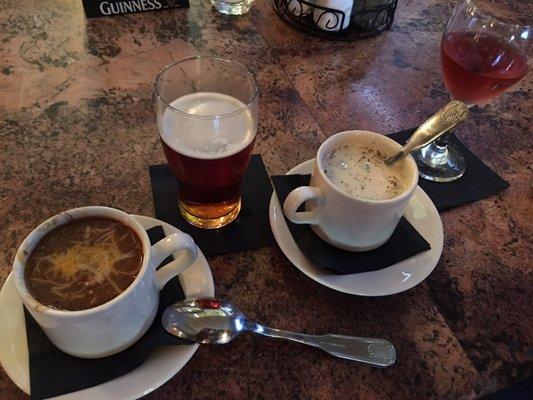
[157, 89, 258, 228]
[161, 137, 255, 217]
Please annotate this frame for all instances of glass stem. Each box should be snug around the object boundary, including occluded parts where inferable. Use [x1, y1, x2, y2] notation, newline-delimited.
[434, 131, 453, 150]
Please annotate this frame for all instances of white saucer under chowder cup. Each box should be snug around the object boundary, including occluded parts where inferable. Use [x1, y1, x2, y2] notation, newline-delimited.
[283, 130, 419, 252]
[12, 206, 198, 358]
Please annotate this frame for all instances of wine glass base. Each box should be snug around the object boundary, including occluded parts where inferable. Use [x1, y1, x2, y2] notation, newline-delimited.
[412, 142, 466, 182]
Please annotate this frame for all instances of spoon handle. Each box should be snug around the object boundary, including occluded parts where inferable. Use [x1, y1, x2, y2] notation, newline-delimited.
[250, 324, 396, 367]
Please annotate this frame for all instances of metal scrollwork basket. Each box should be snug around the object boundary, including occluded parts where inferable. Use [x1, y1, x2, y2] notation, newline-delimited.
[273, 0, 398, 40]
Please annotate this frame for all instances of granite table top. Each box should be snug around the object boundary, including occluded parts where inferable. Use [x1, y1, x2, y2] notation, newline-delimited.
[0, 0, 531, 399]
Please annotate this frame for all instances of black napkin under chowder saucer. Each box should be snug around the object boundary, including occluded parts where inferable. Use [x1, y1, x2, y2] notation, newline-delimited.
[388, 129, 509, 211]
[271, 174, 431, 275]
[26, 226, 191, 400]
[150, 154, 275, 257]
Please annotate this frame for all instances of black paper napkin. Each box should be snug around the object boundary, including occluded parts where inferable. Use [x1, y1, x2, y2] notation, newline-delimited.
[150, 154, 275, 256]
[271, 175, 431, 275]
[388, 129, 509, 211]
[26, 226, 191, 400]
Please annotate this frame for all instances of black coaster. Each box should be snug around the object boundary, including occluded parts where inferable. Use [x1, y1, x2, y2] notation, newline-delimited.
[149, 154, 275, 256]
[271, 175, 431, 275]
[481, 377, 533, 400]
[26, 226, 190, 400]
[388, 129, 510, 211]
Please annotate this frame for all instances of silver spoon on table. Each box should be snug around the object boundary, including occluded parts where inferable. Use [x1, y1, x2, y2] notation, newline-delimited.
[162, 298, 396, 367]
[386, 101, 469, 166]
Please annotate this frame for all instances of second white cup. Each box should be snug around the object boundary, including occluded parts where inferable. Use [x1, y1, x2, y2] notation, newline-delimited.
[283, 130, 418, 252]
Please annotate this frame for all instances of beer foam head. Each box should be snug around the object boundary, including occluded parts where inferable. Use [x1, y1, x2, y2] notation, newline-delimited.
[158, 92, 256, 160]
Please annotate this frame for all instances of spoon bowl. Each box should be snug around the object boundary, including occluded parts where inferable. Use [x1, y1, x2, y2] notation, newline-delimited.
[163, 298, 246, 344]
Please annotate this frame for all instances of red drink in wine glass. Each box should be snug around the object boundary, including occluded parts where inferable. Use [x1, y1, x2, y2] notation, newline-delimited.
[412, 0, 530, 182]
[441, 31, 528, 104]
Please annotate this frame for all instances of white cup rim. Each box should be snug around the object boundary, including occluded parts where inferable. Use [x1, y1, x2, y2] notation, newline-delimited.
[315, 130, 419, 205]
[12, 206, 152, 317]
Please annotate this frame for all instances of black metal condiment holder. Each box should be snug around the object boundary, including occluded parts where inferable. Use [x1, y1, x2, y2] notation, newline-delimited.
[272, 0, 398, 40]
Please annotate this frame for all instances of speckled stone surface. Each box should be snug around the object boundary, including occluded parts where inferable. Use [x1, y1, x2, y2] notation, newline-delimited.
[0, 0, 531, 399]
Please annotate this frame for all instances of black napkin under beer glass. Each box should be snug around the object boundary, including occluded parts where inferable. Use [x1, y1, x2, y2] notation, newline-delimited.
[150, 154, 275, 256]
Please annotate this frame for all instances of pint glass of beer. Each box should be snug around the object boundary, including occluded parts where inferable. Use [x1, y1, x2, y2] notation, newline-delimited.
[155, 57, 259, 229]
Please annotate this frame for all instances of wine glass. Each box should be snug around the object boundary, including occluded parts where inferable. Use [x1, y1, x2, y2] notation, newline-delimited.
[413, 0, 530, 182]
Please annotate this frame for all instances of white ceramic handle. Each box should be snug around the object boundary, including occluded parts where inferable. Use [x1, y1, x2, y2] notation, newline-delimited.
[283, 186, 323, 225]
[151, 232, 198, 290]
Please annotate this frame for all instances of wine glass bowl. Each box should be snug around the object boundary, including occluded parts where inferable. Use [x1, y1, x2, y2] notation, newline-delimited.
[413, 0, 530, 182]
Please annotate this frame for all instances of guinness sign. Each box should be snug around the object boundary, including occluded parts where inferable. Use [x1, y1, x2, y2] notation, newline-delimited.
[82, 0, 189, 18]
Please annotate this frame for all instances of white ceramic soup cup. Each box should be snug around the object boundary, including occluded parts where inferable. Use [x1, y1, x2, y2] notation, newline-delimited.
[12, 206, 198, 358]
[283, 130, 418, 252]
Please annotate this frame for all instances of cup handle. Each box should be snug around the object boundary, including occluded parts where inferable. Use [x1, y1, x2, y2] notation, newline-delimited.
[151, 232, 198, 291]
[283, 186, 323, 225]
